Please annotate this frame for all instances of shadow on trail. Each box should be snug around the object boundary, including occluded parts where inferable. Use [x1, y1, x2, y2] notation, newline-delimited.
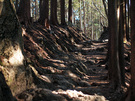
[16, 23, 130, 101]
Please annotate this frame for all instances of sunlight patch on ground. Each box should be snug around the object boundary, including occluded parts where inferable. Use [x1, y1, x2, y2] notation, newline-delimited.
[52, 89, 107, 101]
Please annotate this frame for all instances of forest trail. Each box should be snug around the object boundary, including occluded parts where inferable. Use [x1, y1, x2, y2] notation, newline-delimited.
[16, 24, 129, 101]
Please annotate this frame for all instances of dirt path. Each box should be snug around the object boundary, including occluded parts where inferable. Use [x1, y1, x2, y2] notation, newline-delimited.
[16, 25, 128, 101]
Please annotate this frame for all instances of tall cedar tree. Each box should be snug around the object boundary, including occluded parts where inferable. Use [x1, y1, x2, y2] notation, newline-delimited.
[125, 0, 135, 100]
[83, 0, 86, 34]
[50, 0, 58, 25]
[68, 0, 72, 23]
[126, 0, 130, 41]
[79, 0, 82, 29]
[17, 0, 31, 26]
[108, 0, 121, 89]
[39, 0, 50, 28]
[123, 0, 127, 43]
[60, 0, 66, 25]
[119, 0, 125, 86]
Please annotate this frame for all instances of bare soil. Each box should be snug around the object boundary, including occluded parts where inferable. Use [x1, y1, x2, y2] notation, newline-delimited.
[16, 24, 130, 101]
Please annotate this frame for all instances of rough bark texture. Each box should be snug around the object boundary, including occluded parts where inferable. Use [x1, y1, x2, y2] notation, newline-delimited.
[17, 0, 31, 26]
[0, 71, 15, 101]
[68, 0, 72, 24]
[126, 0, 130, 41]
[79, 0, 82, 29]
[60, 0, 66, 25]
[35, 0, 38, 21]
[127, 0, 135, 100]
[108, 0, 121, 89]
[102, 0, 108, 18]
[39, 0, 50, 28]
[50, 0, 58, 25]
[83, 0, 86, 35]
[119, 0, 125, 86]
[0, 0, 33, 96]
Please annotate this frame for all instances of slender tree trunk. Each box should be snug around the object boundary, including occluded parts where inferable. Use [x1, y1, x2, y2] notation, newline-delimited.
[86, 2, 90, 37]
[54, 0, 58, 24]
[50, 0, 58, 25]
[17, 0, 31, 26]
[123, 0, 127, 43]
[91, 2, 94, 40]
[119, 0, 125, 86]
[30, 0, 33, 18]
[126, 0, 135, 100]
[91, 13, 94, 40]
[83, 0, 86, 35]
[68, 0, 72, 23]
[126, 0, 130, 41]
[102, 0, 108, 19]
[60, 0, 66, 25]
[108, 0, 121, 89]
[39, 0, 50, 28]
[79, 0, 82, 29]
[72, 11, 76, 24]
[35, 0, 38, 21]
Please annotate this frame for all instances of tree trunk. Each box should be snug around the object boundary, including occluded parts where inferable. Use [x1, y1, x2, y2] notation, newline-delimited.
[0, 71, 15, 101]
[35, 0, 38, 21]
[86, 2, 90, 37]
[60, 0, 66, 25]
[91, 1, 94, 40]
[54, 0, 59, 24]
[17, 0, 31, 27]
[119, 0, 125, 86]
[126, 0, 135, 100]
[79, 0, 82, 29]
[126, 0, 130, 41]
[83, 0, 86, 35]
[50, 0, 58, 25]
[108, 0, 121, 89]
[39, 0, 50, 28]
[68, 0, 72, 24]
[0, 0, 33, 95]
[102, 0, 108, 19]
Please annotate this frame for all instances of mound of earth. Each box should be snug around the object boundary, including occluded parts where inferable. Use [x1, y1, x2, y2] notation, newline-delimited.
[15, 24, 130, 101]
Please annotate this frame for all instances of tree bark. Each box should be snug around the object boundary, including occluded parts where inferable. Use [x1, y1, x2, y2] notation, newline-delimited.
[0, 0, 33, 95]
[79, 0, 82, 29]
[102, 0, 108, 19]
[83, 0, 86, 35]
[126, 0, 130, 41]
[60, 0, 66, 25]
[39, 0, 50, 28]
[119, 0, 125, 86]
[17, 0, 31, 27]
[108, 0, 121, 89]
[68, 0, 72, 24]
[50, 0, 58, 25]
[35, 0, 38, 21]
[126, 0, 135, 100]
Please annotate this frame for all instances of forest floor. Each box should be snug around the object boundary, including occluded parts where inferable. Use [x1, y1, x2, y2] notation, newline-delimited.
[16, 24, 130, 101]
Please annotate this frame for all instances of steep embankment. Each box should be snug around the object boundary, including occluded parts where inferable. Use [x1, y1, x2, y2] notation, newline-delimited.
[16, 23, 130, 101]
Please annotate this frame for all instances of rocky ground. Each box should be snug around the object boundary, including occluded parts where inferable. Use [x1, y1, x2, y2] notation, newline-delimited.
[15, 24, 130, 101]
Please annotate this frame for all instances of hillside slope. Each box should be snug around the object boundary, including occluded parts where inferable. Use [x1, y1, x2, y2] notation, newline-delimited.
[16, 24, 128, 101]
